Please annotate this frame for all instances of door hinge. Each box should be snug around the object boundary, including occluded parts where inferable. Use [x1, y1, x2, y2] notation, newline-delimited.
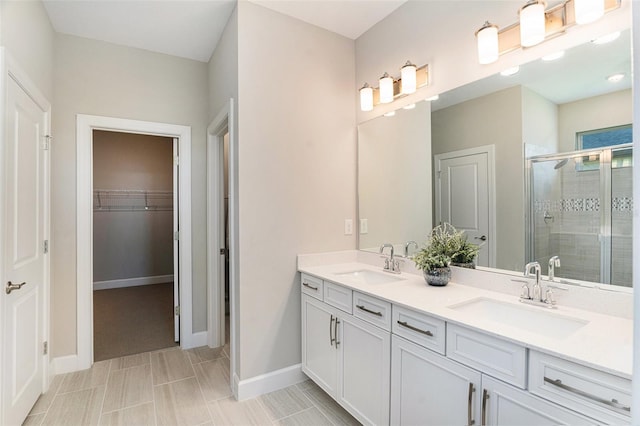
[43, 341, 48, 355]
[42, 135, 52, 150]
[174, 156, 179, 166]
[43, 240, 49, 254]
[174, 231, 179, 241]
[174, 306, 180, 316]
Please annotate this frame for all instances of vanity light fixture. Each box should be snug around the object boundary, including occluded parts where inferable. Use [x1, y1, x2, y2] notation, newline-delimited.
[475, 0, 620, 65]
[359, 83, 374, 112]
[358, 62, 430, 111]
[574, 0, 605, 24]
[607, 73, 625, 83]
[541, 50, 565, 61]
[519, 0, 547, 47]
[476, 22, 499, 64]
[400, 61, 418, 94]
[500, 66, 520, 76]
[591, 31, 620, 44]
[379, 72, 394, 104]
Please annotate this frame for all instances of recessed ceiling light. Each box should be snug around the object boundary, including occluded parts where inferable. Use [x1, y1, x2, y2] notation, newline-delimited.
[591, 32, 621, 45]
[383, 110, 396, 117]
[607, 73, 625, 83]
[425, 95, 440, 101]
[542, 51, 565, 61]
[403, 103, 416, 110]
[500, 66, 520, 77]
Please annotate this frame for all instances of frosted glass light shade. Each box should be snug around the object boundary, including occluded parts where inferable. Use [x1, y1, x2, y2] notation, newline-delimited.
[400, 62, 417, 94]
[519, 1, 546, 47]
[574, 0, 604, 24]
[379, 73, 394, 104]
[476, 22, 499, 64]
[359, 84, 373, 112]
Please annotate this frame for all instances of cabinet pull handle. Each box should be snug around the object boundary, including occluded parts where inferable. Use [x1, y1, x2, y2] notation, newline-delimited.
[329, 315, 335, 346]
[334, 318, 340, 348]
[468, 383, 475, 426]
[397, 320, 433, 336]
[481, 389, 489, 426]
[543, 377, 631, 414]
[303, 282, 318, 291]
[356, 305, 382, 317]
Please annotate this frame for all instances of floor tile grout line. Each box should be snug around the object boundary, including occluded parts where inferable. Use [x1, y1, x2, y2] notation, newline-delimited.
[192, 360, 216, 424]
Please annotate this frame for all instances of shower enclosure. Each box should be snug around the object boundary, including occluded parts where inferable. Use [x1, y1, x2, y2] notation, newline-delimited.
[526, 144, 633, 286]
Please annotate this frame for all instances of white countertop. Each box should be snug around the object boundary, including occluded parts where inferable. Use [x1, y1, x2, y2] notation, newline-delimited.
[298, 258, 633, 380]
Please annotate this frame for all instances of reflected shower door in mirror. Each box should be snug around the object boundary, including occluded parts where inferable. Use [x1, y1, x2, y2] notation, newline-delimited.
[528, 145, 633, 286]
[358, 102, 431, 255]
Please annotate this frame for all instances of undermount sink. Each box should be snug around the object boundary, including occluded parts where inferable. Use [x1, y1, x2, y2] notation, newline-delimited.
[448, 297, 589, 339]
[334, 269, 406, 285]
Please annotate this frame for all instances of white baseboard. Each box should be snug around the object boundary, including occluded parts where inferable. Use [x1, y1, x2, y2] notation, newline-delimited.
[93, 274, 174, 290]
[237, 364, 306, 401]
[51, 354, 81, 375]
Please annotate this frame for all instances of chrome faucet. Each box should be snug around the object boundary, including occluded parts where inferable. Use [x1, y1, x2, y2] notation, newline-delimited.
[548, 256, 561, 282]
[521, 261, 556, 308]
[404, 240, 418, 257]
[380, 243, 401, 274]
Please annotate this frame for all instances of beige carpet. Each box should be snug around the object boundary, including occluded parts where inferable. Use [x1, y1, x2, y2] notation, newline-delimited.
[93, 282, 177, 361]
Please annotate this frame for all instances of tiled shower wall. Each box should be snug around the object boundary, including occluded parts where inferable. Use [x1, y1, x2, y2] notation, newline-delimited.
[533, 166, 633, 286]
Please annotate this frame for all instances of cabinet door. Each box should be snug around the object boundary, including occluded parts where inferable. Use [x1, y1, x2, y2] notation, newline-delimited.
[338, 314, 391, 426]
[482, 376, 597, 426]
[391, 335, 481, 426]
[301, 295, 338, 396]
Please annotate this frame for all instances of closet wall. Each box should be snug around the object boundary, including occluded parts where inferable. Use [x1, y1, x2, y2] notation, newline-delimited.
[93, 131, 174, 287]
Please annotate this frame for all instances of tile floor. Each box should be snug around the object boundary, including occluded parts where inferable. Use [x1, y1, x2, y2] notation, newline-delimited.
[23, 344, 360, 426]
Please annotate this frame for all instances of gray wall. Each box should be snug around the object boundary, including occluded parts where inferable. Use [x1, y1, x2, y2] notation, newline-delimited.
[93, 131, 173, 283]
[236, 1, 356, 380]
[52, 34, 209, 357]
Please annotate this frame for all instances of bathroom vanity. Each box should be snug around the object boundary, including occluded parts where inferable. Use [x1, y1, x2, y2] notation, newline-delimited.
[298, 251, 632, 426]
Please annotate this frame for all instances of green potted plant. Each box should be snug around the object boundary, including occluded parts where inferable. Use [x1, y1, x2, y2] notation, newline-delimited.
[412, 223, 480, 286]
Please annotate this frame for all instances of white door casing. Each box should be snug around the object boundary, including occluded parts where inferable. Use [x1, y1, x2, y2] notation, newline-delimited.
[76, 115, 192, 371]
[172, 138, 180, 343]
[435, 145, 496, 267]
[1, 52, 51, 426]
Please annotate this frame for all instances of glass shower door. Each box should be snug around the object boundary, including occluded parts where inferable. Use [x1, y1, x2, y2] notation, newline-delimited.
[529, 152, 603, 282]
[610, 146, 633, 287]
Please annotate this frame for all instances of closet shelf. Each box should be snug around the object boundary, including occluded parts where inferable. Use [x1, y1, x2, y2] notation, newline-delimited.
[93, 189, 173, 212]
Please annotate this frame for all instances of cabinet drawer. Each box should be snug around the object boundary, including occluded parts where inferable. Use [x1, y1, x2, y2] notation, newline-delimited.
[392, 305, 446, 355]
[446, 324, 526, 389]
[324, 281, 352, 314]
[353, 292, 391, 331]
[529, 351, 631, 424]
[301, 274, 323, 300]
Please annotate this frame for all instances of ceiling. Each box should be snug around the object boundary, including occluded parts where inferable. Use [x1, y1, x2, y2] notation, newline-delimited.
[42, 0, 407, 63]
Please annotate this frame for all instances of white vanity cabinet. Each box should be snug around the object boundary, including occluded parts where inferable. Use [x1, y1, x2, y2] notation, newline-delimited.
[391, 335, 482, 426]
[301, 275, 390, 426]
[481, 376, 597, 425]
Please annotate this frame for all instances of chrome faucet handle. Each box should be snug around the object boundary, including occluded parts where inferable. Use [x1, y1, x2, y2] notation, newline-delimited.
[544, 288, 556, 306]
[520, 284, 530, 300]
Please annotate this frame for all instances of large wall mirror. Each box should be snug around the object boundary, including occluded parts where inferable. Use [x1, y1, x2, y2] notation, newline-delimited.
[357, 28, 632, 289]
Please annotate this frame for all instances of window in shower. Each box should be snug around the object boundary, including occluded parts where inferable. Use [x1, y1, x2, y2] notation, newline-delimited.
[577, 124, 633, 169]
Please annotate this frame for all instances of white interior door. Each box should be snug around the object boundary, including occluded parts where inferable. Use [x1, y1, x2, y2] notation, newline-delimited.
[2, 74, 48, 425]
[436, 147, 494, 267]
[172, 138, 180, 342]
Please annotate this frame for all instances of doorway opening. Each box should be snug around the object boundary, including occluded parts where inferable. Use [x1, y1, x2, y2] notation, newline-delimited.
[76, 115, 192, 370]
[92, 131, 178, 361]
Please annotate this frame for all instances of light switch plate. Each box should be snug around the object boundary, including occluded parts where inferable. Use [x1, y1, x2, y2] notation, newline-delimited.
[360, 219, 368, 234]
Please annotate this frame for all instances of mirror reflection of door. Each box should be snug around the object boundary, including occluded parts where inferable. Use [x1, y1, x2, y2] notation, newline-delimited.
[435, 146, 494, 267]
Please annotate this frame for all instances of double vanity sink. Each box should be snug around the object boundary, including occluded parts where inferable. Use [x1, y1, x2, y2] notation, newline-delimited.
[298, 253, 632, 425]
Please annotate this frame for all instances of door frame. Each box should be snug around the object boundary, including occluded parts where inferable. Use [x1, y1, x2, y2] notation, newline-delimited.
[434, 145, 496, 267]
[76, 115, 192, 370]
[207, 99, 238, 397]
[0, 49, 52, 422]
